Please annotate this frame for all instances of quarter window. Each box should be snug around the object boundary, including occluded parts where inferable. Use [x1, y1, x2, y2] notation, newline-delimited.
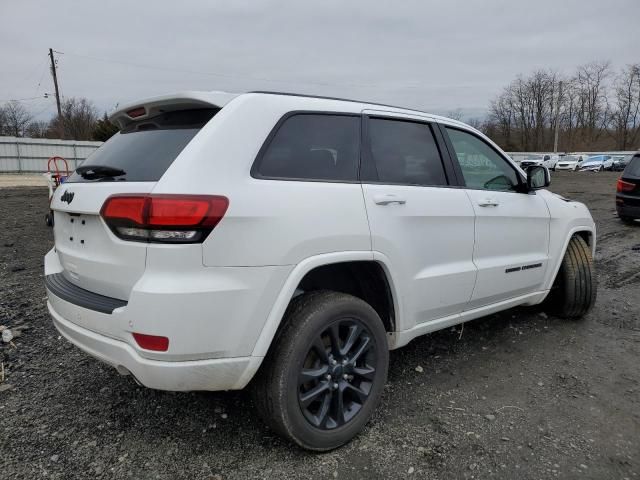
[365, 118, 448, 186]
[446, 128, 521, 192]
[255, 114, 360, 181]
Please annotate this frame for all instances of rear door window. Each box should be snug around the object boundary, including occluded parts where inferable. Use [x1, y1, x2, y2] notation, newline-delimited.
[363, 117, 448, 186]
[67, 108, 217, 183]
[254, 113, 360, 181]
[625, 156, 640, 176]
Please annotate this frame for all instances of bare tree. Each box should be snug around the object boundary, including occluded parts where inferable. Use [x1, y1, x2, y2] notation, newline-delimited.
[574, 61, 611, 146]
[25, 120, 50, 138]
[49, 97, 99, 140]
[466, 117, 484, 130]
[446, 108, 463, 121]
[2, 100, 33, 137]
[610, 64, 640, 150]
[0, 105, 6, 136]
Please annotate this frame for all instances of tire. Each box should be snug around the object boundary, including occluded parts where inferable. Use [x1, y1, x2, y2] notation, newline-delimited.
[546, 235, 596, 319]
[252, 290, 389, 451]
[620, 216, 636, 225]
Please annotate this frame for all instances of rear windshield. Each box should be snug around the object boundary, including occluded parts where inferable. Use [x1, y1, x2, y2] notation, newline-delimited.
[67, 108, 217, 182]
[625, 156, 640, 176]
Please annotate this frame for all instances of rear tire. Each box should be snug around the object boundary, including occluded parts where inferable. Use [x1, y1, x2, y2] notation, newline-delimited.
[620, 216, 636, 225]
[252, 290, 389, 451]
[545, 235, 596, 319]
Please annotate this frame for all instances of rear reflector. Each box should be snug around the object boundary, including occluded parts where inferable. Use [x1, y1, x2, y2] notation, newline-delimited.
[132, 333, 169, 352]
[101, 194, 229, 243]
[617, 179, 636, 192]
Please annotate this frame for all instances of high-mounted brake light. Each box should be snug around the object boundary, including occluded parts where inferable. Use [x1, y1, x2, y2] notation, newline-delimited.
[126, 107, 146, 118]
[617, 179, 635, 192]
[100, 194, 228, 243]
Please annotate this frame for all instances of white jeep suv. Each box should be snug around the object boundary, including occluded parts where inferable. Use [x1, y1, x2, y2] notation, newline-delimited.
[45, 91, 597, 450]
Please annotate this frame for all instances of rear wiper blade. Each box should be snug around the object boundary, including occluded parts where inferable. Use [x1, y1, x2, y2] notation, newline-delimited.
[76, 165, 126, 179]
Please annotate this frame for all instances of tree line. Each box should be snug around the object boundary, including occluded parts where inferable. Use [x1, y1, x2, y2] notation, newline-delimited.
[2, 60, 639, 151]
[480, 62, 640, 152]
[0, 97, 118, 142]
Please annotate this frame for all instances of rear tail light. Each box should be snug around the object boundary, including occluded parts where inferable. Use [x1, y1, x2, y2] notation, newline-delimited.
[617, 179, 636, 192]
[132, 332, 169, 351]
[100, 194, 228, 243]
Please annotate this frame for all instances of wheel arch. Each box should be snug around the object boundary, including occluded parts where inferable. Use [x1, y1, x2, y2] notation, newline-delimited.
[250, 251, 401, 358]
[543, 226, 596, 296]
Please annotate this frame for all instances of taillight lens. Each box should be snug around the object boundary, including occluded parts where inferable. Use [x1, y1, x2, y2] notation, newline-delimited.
[100, 194, 228, 243]
[617, 179, 636, 192]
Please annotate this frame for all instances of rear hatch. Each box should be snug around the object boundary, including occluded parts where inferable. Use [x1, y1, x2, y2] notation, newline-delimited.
[50, 102, 222, 300]
[618, 155, 640, 205]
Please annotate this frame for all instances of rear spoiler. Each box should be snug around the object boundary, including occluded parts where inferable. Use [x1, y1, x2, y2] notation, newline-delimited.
[109, 91, 240, 129]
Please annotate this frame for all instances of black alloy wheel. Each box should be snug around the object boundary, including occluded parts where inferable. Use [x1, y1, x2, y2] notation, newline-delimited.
[252, 290, 389, 451]
[297, 318, 376, 429]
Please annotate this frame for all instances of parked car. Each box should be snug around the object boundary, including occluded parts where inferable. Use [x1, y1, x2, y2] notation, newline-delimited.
[544, 154, 562, 171]
[520, 154, 546, 169]
[519, 154, 560, 171]
[44, 91, 597, 451]
[556, 154, 586, 171]
[578, 155, 613, 172]
[616, 153, 640, 224]
[612, 154, 635, 172]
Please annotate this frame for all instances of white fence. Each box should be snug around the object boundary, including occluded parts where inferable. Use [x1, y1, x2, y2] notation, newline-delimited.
[0, 137, 103, 173]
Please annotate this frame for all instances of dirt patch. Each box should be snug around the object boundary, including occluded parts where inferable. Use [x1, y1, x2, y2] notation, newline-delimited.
[1, 173, 639, 479]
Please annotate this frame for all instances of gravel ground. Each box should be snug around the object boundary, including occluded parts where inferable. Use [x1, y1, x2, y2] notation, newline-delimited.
[0, 174, 47, 188]
[1, 172, 639, 480]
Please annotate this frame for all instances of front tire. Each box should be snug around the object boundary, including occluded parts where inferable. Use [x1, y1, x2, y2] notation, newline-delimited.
[546, 235, 596, 318]
[252, 291, 389, 451]
[620, 215, 636, 225]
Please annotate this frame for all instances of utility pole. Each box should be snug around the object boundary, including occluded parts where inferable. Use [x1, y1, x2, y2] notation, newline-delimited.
[49, 48, 64, 138]
[553, 80, 563, 153]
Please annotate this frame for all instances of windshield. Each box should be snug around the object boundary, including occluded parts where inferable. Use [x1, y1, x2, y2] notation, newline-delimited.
[67, 108, 218, 182]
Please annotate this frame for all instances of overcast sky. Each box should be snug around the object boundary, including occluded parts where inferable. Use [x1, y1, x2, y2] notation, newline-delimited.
[1, 0, 638, 121]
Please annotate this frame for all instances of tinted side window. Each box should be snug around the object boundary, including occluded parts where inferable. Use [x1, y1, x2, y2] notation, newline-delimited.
[446, 128, 520, 192]
[366, 118, 447, 186]
[255, 114, 360, 181]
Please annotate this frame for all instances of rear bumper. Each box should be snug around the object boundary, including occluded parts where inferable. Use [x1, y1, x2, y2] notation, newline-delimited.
[616, 193, 640, 218]
[44, 247, 292, 391]
[616, 203, 640, 219]
[49, 301, 261, 391]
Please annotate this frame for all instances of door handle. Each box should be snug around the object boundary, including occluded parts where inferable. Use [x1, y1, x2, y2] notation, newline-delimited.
[478, 198, 499, 207]
[374, 194, 407, 206]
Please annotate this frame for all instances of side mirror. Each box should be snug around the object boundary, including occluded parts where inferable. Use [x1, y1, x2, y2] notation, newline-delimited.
[526, 165, 550, 190]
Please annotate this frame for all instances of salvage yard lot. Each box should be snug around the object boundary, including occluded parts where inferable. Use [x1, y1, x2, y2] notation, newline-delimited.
[1, 172, 639, 479]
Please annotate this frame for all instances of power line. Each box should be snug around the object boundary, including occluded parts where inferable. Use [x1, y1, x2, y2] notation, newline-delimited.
[33, 60, 49, 97]
[15, 56, 49, 85]
[0, 95, 48, 102]
[60, 50, 430, 91]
